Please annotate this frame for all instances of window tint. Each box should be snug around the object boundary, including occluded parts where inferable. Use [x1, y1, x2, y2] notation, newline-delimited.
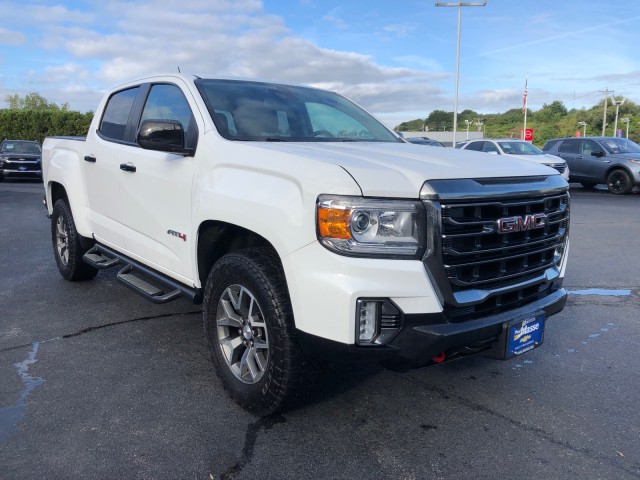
[580, 140, 603, 155]
[306, 103, 370, 138]
[140, 84, 194, 137]
[482, 142, 499, 153]
[195, 79, 400, 142]
[558, 139, 579, 154]
[465, 141, 483, 151]
[100, 87, 139, 141]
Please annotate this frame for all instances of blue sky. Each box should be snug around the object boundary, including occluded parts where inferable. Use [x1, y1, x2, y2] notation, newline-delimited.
[1, 0, 639, 127]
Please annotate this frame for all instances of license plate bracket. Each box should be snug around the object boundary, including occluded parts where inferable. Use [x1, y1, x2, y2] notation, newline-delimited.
[488, 311, 545, 360]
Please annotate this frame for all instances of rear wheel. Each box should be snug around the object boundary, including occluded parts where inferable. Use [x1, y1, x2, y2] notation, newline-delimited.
[203, 248, 303, 416]
[51, 199, 98, 281]
[607, 169, 633, 195]
[580, 181, 597, 189]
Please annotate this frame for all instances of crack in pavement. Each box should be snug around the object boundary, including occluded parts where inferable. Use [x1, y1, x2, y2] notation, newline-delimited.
[0, 310, 202, 353]
[0, 310, 203, 445]
[399, 373, 640, 478]
[219, 414, 287, 480]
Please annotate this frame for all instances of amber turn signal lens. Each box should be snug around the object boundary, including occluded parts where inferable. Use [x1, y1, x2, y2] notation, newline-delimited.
[317, 207, 352, 239]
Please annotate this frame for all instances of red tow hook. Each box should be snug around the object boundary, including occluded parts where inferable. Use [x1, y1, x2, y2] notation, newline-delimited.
[432, 352, 446, 364]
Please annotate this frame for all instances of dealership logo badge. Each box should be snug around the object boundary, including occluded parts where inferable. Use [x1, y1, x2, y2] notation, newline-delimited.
[497, 213, 546, 233]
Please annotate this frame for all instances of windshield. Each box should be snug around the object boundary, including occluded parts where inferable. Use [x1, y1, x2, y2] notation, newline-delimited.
[1, 141, 41, 154]
[497, 141, 542, 155]
[599, 138, 640, 154]
[195, 79, 400, 143]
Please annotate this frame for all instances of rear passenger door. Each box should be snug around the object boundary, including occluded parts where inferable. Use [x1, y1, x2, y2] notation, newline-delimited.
[84, 86, 140, 244]
[556, 139, 581, 178]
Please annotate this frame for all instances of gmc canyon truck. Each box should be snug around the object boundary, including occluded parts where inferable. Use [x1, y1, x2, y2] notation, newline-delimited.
[42, 74, 570, 415]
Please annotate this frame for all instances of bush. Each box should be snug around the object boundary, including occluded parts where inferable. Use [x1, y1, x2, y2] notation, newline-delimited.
[0, 109, 93, 144]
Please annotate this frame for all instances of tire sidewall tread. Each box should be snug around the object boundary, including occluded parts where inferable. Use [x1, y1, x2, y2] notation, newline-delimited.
[51, 199, 98, 281]
[203, 247, 303, 416]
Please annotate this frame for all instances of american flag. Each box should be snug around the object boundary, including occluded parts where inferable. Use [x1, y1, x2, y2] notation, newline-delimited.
[522, 78, 528, 113]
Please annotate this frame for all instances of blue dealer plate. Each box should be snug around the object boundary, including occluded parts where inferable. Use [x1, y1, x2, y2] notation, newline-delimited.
[506, 313, 545, 358]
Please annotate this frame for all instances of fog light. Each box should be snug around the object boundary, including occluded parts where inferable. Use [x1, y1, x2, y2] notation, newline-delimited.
[358, 300, 378, 343]
[356, 299, 403, 345]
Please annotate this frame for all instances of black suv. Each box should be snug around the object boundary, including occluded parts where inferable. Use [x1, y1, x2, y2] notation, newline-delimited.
[542, 137, 640, 194]
[0, 140, 42, 181]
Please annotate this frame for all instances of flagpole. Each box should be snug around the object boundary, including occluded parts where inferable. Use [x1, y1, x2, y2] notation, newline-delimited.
[522, 76, 528, 140]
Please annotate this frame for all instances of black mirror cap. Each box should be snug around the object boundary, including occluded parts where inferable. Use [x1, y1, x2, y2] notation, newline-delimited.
[137, 119, 193, 155]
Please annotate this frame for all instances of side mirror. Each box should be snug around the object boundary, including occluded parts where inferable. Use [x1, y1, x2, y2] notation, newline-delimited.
[487, 150, 498, 155]
[592, 151, 605, 158]
[137, 119, 193, 155]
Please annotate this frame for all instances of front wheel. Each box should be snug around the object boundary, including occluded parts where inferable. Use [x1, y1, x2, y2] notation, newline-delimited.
[51, 199, 98, 281]
[607, 169, 633, 195]
[203, 248, 303, 416]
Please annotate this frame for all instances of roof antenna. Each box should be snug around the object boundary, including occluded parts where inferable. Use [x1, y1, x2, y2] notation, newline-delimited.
[177, 66, 181, 73]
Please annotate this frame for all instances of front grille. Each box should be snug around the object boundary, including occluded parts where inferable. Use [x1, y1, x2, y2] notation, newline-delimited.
[547, 163, 566, 174]
[426, 184, 569, 321]
[5, 160, 41, 172]
[442, 193, 568, 291]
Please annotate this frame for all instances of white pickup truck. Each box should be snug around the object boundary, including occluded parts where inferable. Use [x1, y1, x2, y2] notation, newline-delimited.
[42, 74, 570, 415]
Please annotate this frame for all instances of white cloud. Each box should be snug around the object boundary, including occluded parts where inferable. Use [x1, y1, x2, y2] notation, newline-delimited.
[0, 27, 27, 46]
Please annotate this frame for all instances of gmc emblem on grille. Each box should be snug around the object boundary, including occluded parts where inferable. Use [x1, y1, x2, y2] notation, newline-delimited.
[497, 213, 546, 233]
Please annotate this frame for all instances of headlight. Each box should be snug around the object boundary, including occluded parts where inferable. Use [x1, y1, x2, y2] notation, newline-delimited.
[316, 195, 427, 258]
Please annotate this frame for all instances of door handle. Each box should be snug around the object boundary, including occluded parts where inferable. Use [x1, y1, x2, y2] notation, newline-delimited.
[120, 163, 137, 173]
[84, 155, 96, 163]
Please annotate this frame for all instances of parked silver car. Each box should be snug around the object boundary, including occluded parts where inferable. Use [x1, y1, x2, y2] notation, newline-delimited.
[455, 138, 569, 180]
[542, 137, 640, 194]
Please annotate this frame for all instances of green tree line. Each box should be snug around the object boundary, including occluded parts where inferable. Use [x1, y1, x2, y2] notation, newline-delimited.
[1, 93, 93, 144]
[395, 97, 640, 147]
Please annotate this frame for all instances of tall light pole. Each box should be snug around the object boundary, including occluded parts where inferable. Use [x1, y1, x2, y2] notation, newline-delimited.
[577, 121, 587, 137]
[612, 98, 625, 136]
[621, 118, 630, 139]
[435, 1, 487, 146]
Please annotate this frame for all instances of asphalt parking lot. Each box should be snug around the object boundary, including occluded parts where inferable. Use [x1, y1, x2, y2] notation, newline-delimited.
[1, 181, 639, 479]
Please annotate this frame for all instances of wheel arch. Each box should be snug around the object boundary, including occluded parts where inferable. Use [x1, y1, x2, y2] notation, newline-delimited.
[196, 220, 281, 287]
[605, 164, 634, 182]
[49, 181, 69, 208]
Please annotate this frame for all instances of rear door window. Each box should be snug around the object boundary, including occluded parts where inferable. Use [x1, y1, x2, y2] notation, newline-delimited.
[558, 139, 579, 154]
[99, 87, 139, 141]
[465, 141, 484, 151]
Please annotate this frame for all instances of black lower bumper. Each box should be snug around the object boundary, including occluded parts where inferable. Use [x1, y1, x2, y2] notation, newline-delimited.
[297, 287, 567, 369]
[1, 169, 42, 180]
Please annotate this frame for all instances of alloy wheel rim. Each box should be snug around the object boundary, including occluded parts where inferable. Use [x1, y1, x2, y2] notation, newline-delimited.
[216, 284, 269, 384]
[55, 216, 70, 265]
[609, 173, 626, 193]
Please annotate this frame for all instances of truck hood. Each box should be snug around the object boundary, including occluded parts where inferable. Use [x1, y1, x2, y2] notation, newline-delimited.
[254, 142, 559, 198]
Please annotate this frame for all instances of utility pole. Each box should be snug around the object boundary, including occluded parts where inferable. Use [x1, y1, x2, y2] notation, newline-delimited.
[599, 88, 613, 136]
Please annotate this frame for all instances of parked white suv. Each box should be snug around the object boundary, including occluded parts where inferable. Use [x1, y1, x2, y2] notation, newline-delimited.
[456, 138, 569, 180]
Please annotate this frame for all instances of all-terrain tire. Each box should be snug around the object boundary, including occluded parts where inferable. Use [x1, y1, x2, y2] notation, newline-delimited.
[203, 248, 303, 416]
[51, 199, 98, 281]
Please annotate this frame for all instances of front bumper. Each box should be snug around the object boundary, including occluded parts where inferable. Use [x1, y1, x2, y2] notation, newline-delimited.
[297, 286, 566, 369]
[1, 168, 42, 180]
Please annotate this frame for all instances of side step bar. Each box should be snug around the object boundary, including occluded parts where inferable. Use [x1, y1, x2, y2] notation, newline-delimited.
[83, 244, 202, 304]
